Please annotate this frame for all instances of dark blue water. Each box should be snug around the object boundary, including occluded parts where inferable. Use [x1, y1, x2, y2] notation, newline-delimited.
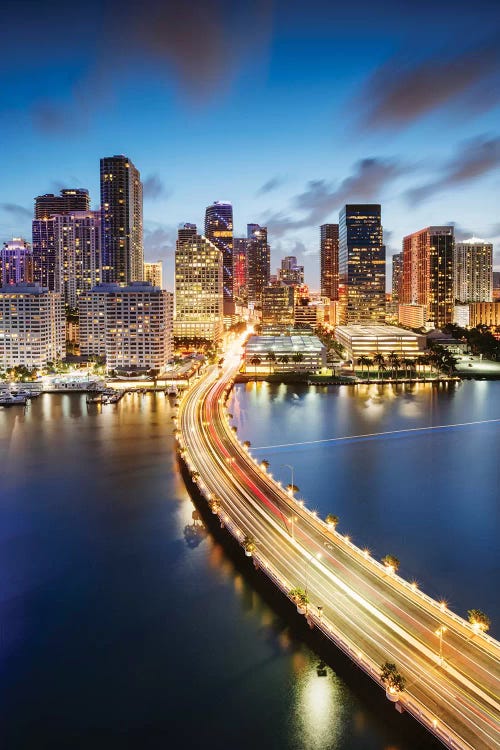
[0, 388, 481, 749]
[229, 380, 500, 634]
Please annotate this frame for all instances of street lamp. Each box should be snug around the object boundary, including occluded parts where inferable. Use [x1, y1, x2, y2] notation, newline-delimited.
[282, 463, 299, 496]
[435, 625, 447, 665]
[304, 552, 321, 596]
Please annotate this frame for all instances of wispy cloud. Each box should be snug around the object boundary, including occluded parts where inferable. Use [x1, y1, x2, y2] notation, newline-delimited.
[355, 36, 500, 131]
[256, 176, 286, 196]
[143, 174, 171, 201]
[1, 203, 32, 219]
[264, 157, 405, 236]
[406, 135, 500, 205]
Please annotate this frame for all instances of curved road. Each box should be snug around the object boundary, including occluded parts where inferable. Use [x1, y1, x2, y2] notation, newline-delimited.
[177, 340, 500, 750]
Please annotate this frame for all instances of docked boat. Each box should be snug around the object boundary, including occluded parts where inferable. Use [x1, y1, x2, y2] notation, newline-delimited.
[0, 391, 28, 407]
[167, 384, 178, 397]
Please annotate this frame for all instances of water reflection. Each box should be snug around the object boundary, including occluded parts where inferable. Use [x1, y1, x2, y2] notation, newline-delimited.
[294, 662, 344, 749]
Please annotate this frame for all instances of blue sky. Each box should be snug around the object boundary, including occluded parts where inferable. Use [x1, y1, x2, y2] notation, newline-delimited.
[1, 0, 499, 290]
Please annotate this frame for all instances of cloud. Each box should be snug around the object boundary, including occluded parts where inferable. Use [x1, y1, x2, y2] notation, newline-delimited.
[256, 176, 285, 196]
[264, 157, 404, 237]
[143, 174, 170, 201]
[406, 135, 500, 205]
[356, 36, 500, 131]
[143, 224, 176, 259]
[1, 203, 32, 219]
[26, 0, 273, 133]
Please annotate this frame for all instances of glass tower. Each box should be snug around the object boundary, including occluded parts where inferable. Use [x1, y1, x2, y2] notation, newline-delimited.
[205, 201, 233, 311]
[100, 155, 143, 284]
[246, 224, 270, 307]
[320, 224, 339, 300]
[339, 205, 385, 323]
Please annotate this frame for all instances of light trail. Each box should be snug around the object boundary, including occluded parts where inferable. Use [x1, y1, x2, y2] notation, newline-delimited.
[251, 418, 500, 451]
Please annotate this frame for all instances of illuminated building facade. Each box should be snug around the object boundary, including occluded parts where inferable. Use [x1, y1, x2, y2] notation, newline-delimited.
[246, 223, 270, 306]
[320, 223, 339, 300]
[454, 239, 493, 303]
[233, 237, 248, 302]
[34, 188, 90, 219]
[205, 201, 233, 311]
[339, 205, 385, 323]
[100, 155, 143, 284]
[392, 252, 403, 302]
[174, 230, 223, 342]
[144, 260, 163, 289]
[0, 282, 65, 367]
[78, 282, 173, 370]
[0, 238, 33, 286]
[279, 256, 304, 286]
[244, 334, 326, 372]
[468, 302, 500, 329]
[52, 211, 101, 308]
[402, 226, 454, 329]
[398, 303, 427, 329]
[335, 324, 425, 361]
[261, 285, 295, 326]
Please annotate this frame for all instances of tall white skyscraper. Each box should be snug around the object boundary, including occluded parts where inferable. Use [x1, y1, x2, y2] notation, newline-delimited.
[454, 238, 493, 303]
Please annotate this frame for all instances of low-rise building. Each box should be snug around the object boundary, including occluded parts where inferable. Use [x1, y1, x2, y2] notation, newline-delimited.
[453, 305, 470, 328]
[244, 335, 326, 373]
[468, 302, 500, 329]
[335, 324, 425, 361]
[0, 282, 65, 368]
[398, 303, 427, 329]
[79, 282, 173, 372]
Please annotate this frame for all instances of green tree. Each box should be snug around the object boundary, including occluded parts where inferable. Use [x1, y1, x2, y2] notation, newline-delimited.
[382, 554, 400, 573]
[266, 350, 277, 374]
[325, 513, 339, 529]
[380, 662, 406, 694]
[249, 355, 261, 378]
[373, 353, 385, 380]
[293, 351, 304, 369]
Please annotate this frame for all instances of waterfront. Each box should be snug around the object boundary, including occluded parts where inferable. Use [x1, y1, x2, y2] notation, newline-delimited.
[0, 386, 496, 748]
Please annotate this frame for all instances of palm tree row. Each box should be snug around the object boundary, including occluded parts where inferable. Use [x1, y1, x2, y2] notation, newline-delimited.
[355, 349, 457, 381]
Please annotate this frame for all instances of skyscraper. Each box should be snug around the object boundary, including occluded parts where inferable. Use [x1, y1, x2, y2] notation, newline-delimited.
[454, 238, 493, 303]
[233, 237, 248, 303]
[320, 224, 339, 300]
[402, 226, 454, 329]
[338, 205, 385, 323]
[144, 260, 163, 289]
[279, 256, 304, 286]
[174, 229, 223, 342]
[34, 189, 90, 219]
[0, 238, 33, 286]
[205, 201, 233, 311]
[246, 224, 270, 307]
[52, 211, 101, 308]
[392, 252, 403, 302]
[32, 188, 91, 293]
[100, 155, 143, 284]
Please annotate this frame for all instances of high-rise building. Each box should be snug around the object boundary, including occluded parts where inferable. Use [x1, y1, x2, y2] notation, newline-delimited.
[261, 285, 295, 327]
[279, 256, 304, 286]
[52, 211, 101, 308]
[0, 282, 65, 367]
[493, 272, 500, 302]
[174, 229, 223, 342]
[454, 238, 493, 303]
[205, 201, 233, 311]
[339, 205, 385, 323]
[233, 237, 248, 303]
[246, 224, 270, 307]
[320, 224, 339, 300]
[391, 252, 403, 302]
[402, 226, 454, 329]
[100, 155, 143, 284]
[144, 260, 163, 289]
[34, 189, 90, 219]
[0, 238, 33, 286]
[79, 282, 173, 371]
[32, 217, 57, 291]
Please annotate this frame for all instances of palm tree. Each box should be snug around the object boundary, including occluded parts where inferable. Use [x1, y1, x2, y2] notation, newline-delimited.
[380, 662, 406, 698]
[278, 354, 290, 369]
[266, 350, 277, 374]
[325, 513, 339, 529]
[373, 353, 385, 380]
[467, 609, 491, 633]
[289, 587, 309, 613]
[382, 554, 400, 573]
[387, 352, 400, 379]
[249, 355, 261, 378]
[405, 358, 415, 381]
[357, 356, 371, 378]
[243, 534, 256, 557]
[365, 357, 373, 382]
[293, 351, 304, 370]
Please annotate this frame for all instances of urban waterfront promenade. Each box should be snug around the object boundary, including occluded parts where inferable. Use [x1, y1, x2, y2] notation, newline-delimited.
[177, 339, 500, 750]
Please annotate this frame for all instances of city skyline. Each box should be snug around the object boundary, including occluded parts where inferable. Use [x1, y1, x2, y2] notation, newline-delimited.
[1, 1, 499, 289]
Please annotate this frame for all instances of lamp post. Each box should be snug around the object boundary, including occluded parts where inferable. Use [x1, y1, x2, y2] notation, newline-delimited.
[435, 625, 447, 665]
[304, 552, 321, 597]
[282, 463, 297, 495]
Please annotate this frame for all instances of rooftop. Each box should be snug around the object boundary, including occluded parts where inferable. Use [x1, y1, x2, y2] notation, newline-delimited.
[245, 334, 325, 354]
[335, 325, 423, 339]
